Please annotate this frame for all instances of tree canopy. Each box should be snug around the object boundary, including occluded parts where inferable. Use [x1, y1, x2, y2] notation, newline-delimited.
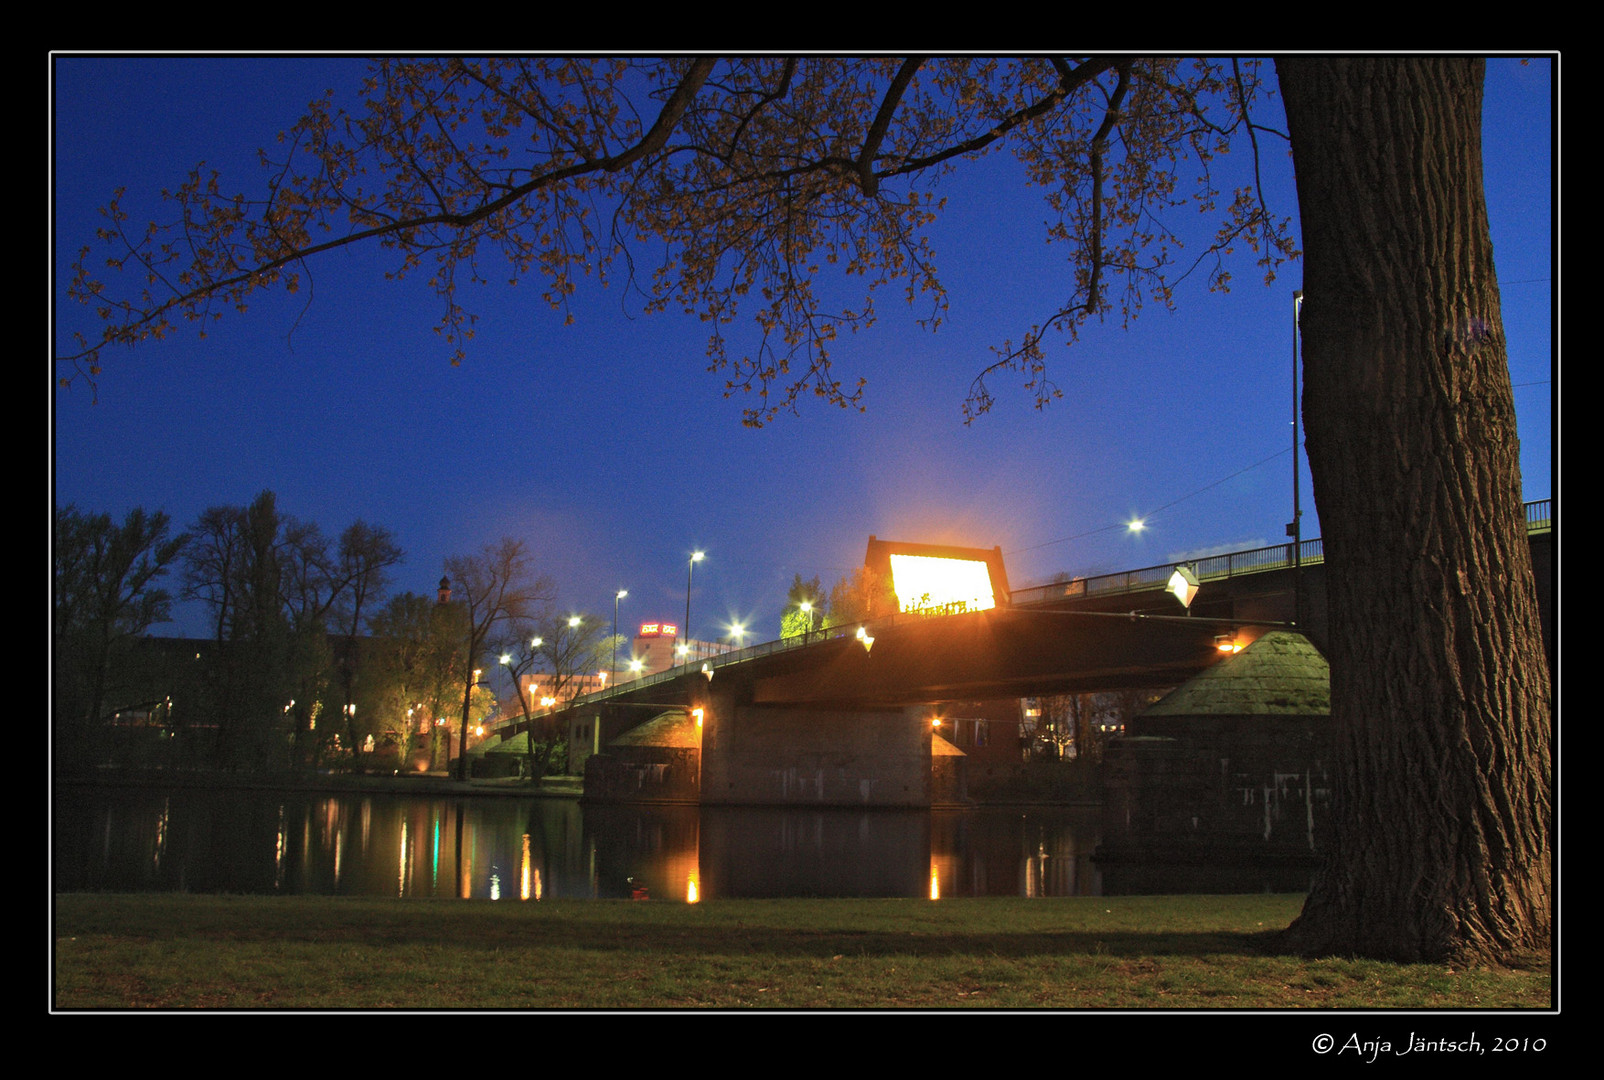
[60, 58, 1295, 426]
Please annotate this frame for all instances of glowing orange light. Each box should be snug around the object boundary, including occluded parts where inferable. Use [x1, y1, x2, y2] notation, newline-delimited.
[887, 554, 996, 613]
[691, 707, 704, 728]
[687, 871, 701, 904]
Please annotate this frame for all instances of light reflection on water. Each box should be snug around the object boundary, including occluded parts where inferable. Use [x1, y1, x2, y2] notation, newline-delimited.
[54, 786, 1114, 900]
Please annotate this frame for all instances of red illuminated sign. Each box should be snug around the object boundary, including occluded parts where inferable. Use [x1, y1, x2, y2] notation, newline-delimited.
[638, 622, 678, 638]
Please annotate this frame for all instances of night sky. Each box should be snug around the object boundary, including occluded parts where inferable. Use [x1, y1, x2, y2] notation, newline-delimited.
[51, 56, 1554, 661]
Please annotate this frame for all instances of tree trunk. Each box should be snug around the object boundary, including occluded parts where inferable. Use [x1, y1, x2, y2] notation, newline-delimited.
[1275, 57, 1551, 963]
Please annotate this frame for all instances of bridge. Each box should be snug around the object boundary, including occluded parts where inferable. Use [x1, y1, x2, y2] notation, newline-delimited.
[492, 500, 1552, 807]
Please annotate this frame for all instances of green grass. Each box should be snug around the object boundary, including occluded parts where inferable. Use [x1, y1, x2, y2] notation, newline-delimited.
[53, 893, 1551, 1010]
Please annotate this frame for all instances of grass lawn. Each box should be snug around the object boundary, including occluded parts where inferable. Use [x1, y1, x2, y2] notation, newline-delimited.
[52, 892, 1552, 1011]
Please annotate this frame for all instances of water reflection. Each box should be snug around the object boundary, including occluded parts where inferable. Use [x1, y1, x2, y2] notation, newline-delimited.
[55, 786, 1298, 899]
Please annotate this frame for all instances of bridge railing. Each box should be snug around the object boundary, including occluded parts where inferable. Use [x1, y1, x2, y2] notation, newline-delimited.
[1007, 539, 1325, 607]
[1008, 498, 1550, 607]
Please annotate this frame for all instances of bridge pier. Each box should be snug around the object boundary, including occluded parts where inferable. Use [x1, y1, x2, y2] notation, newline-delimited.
[700, 687, 933, 807]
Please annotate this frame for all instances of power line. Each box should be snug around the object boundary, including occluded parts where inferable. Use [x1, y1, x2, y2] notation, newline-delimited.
[1007, 446, 1292, 558]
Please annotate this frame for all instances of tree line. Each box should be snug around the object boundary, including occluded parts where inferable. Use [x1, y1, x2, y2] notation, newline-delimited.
[53, 493, 613, 778]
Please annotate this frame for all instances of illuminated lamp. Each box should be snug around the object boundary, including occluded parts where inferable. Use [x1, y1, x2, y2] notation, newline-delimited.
[691, 707, 705, 728]
[1214, 633, 1243, 653]
[1166, 565, 1200, 610]
[855, 626, 875, 653]
[702, 662, 714, 681]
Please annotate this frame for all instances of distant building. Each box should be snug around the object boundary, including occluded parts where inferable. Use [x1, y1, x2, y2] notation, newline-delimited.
[621, 620, 735, 677]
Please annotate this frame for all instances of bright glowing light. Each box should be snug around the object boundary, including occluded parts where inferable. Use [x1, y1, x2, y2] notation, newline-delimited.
[629, 658, 644, 674]
[1167, 565, 1200, 609]
[568, 616, 581, 628]
[929, 865, 940, 900]
[1128, 518, 1146, 533]
[499, 652, 512, 665]
[887, 553, 996, 613]
[686, 871, 701, 904]
[691, 707, 704, 728]
[691, 551, 705, 562]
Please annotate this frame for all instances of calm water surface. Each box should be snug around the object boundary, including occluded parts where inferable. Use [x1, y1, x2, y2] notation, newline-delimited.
[53, 786, 1107, 900]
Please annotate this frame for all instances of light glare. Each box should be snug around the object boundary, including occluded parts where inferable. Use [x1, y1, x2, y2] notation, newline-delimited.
[887, 554, 996, 613]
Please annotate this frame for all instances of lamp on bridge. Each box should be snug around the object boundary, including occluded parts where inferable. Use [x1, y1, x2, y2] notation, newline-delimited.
[856, 626, 875, 653]
[683, 550, 705, 663]
[613, 589, 628, 683]
[1167, 565, 1200, 611]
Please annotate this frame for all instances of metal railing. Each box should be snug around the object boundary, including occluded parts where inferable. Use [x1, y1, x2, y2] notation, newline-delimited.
[1008, 498, 1550, 608]
[1008, 538, 1326, 608]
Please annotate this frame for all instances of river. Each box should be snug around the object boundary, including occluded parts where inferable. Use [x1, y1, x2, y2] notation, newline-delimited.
[53, 784, 1311, 899]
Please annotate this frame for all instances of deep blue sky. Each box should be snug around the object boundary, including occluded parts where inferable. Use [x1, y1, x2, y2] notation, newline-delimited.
[51, 56, 1554, 649]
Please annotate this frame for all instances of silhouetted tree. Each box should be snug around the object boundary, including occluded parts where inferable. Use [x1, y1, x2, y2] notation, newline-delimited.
[441, 539, 554, 779]
[53, 504, 187, 763]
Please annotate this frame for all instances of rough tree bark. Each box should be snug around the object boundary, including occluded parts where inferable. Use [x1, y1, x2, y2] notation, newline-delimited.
[1276, 57, 1551, 963]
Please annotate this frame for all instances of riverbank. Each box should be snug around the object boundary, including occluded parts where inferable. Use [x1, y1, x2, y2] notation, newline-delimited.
[53, 892, 1552, 1011]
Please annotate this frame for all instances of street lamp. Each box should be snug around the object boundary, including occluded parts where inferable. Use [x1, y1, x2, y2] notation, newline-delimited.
[799, 600, 815, 642]
[1289, 289, 1305, 626]
[1167, 565, 1200, 611]
[613, 589, 628, 684]
[683, 551, 704, 665]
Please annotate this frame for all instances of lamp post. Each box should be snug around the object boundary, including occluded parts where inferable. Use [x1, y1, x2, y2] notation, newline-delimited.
[800, 600, 814, 643]
[683, 551, 704, 665]
[1290, 289, 1305, 627]
[612, 589, 627, 684]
